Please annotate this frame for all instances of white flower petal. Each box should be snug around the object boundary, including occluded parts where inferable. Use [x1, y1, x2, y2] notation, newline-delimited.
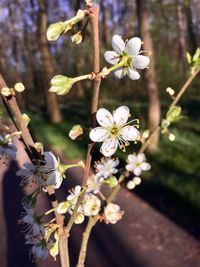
[46, 172, 62, 189]
[113, 106, 130, 126]
[127, 154, 137, 162]
[141, 162, 151, 171]
[132, 55, 150, 69]
[111, 34, 125, 54]
[114, 68, 126, 79]
[121, 126, 140, 141]
[137, 153, 146, 163]
[125, 164, 134, 172]
[89, 127, 109, 142]
[100, 138, 118, 157]
[125, 37, 142, 56]
[134, 167, 142, 176]
[104, 51, 119, 65]
[23, 215, 34, 224]
[96, 108, 114, 127]
[44, 151, 58, 167]
[128, 68, 140, 80]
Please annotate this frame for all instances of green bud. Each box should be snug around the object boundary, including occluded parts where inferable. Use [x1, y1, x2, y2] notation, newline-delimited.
[161, 119, 171, 129]
[69, 125, 83, 140]
[46, 22, 66, 41]
[166, 106, 182, 123]
[22, 113, 30, 126]
[49, 75, 74, 95]
[71, 31, 83, 44]
[35, 142, 44, 154]
[14, 82, 25, 92]
[103, 176, 118, 188]
[57, 200, 72, 214]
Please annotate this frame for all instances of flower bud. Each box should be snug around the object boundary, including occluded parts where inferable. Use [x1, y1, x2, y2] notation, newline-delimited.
[46, 22, 66, 41]
[1, 87, 12, 97]
[22, 113, 30, 126]
[71, 31, 83, 44]
[161, 119, 171, 129]
[14, 82, 25, 92]
[57, 200, 72, 214]
[74, 213, 84, 224]
[49, 75, 74, 95]
[103, 176, 118, 188]
[69, 125, 83, 140]
[35, 142, 44, 154]
[166, 106, 182, 123]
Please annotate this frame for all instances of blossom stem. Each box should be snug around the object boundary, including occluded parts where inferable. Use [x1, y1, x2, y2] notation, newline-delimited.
[73, 74, 90, 83]
[44, 207, 57, 216]
[107, 60, 126, 73]
[76, 216, 99, 267]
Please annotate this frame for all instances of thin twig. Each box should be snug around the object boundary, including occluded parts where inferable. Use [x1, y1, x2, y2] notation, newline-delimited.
[139, 68, 199, 154]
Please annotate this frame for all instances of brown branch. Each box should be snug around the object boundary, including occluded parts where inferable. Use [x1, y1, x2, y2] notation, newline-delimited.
[66, 5, 101, 234]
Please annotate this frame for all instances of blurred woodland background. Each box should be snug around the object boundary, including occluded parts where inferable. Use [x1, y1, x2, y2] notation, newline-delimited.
[0, 0, 200, 254]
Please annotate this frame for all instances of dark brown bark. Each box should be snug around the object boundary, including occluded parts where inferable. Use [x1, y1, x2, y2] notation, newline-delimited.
[136, 0, 160, 152]
[37, 0, 62, 124]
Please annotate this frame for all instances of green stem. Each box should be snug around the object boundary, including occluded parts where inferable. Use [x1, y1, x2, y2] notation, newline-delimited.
[107, 60, 126, 73]
[73, 74, 90, 83]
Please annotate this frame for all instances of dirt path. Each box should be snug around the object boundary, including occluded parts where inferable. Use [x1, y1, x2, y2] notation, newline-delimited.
[0, 139, 200, 267]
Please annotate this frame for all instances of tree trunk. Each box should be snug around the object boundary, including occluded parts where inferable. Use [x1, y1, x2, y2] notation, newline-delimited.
[37, 0, 62, 123]
[176, 0, 187, 69]
[136, 0, 160, 152]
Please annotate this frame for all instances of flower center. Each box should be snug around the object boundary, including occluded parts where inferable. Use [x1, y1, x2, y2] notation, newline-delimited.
[108, 124, 121, 138]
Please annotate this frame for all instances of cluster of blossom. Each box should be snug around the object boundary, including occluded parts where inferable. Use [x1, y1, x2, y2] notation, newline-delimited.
[0, 133, 17, 161]
[57, 184, 124, 225]
[126, 153, 151, 190]
[20, 208, 59, 260]
[17, 151, 83, 259]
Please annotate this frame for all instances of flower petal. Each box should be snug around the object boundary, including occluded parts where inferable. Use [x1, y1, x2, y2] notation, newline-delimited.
[125, 164, 134, 172]
[104, 51, 119, 65]
[89, 127, 109, 142]
[96, 108, 114, 127]
[121, 126, 140, 141]
[46, 172, 62, 189]
[134, 167, 142, 176]
[128, 68, 140, 80]
[114, 68, 126, 79]
[44, 152, 58, 167]
[132, 55, 150, 69]
[113, 106, 130, 126]
[100, 138, 118, 157]
[141, 162, 151, 171]
[111, 35, 125, 54]
[125, 37, 142, 56]
[137, 153, 146, 163]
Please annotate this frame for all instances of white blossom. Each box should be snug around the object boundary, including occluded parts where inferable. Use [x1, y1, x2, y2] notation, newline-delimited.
[21, 208, 45, 237]
[17, 162, 41, 186]
[39, 151, 63, 189]
[94, 157, 119, 179]
[104, 35, 150, 80]
[87, 174, 102, 194]
[0, 134, 17, 159]
[104, 203, 124, 224]
[82, 194, 101, 217]
[126, 153, 151, 176]
[90, 106, 140, 157]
